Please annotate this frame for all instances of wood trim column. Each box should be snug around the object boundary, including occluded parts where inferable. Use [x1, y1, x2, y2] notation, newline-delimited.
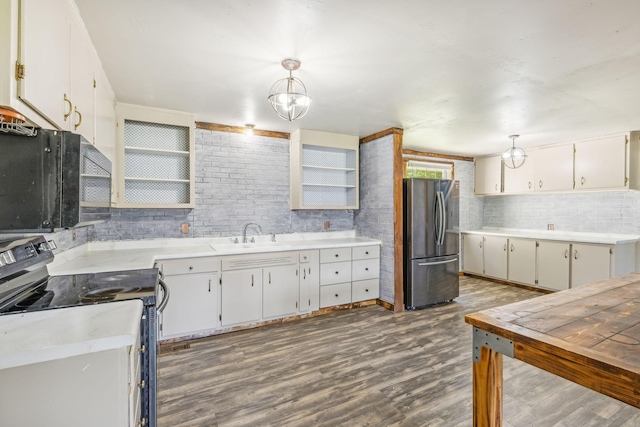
[473, 346, 503, 427]
[392, 129, 404, 312]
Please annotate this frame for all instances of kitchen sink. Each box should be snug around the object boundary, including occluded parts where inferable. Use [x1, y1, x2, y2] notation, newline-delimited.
[209, 241, 291, 252]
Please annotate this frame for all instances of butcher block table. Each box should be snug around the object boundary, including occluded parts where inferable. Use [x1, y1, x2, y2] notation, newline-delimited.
[465, 273, 640, 427]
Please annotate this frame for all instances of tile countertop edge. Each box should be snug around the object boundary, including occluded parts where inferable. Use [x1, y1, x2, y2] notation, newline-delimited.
[47, 234, 382, 276]
[462, 229, 640, 245]
[0, 300, 143, 370]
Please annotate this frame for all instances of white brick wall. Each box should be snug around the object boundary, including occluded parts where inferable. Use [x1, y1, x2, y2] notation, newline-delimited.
[355, 135, 395, 304]
[94, 129, 355, 240]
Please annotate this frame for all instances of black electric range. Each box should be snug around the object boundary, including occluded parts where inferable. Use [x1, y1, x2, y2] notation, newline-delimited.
[0, 235, 166, 427]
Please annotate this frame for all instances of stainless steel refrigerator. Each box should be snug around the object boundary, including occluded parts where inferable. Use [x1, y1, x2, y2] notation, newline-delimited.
[403, 178, 460, 309]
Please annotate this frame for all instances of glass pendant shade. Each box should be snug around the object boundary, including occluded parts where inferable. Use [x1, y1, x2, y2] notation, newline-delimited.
[502, 135, 527, 169]
[268, 58, 312, 121]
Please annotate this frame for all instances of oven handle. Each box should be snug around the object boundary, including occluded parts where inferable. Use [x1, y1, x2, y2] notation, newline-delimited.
[157, 278, 170, 313]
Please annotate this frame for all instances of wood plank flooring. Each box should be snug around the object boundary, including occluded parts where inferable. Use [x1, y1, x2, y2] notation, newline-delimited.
[158, 276, 640, 426]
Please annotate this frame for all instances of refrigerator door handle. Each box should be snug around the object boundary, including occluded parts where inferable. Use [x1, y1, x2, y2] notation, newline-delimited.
[418, 257, 458, 266]
[438, 190, 446, 246]
[433, 192, 441, 245]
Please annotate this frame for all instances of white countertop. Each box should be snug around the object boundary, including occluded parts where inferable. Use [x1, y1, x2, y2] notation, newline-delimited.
[0, 300, 143, 370]
[462, 228, 640, 245]
[48, 232, 382, 275]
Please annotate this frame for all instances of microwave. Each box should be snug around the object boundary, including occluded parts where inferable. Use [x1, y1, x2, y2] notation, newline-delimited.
[0, 129, 112, 232]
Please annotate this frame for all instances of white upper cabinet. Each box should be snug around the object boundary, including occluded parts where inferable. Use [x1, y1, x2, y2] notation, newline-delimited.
[574, 135, 627, 190]
[17, 0, 71, 128]
[1, 0, 116, 147]
[290, 129, 359, 209]
[534, 144, 574, 192]
[474, 155, 502, 195]
[503, 150, 535, 194]
[94, 66, 117, 163]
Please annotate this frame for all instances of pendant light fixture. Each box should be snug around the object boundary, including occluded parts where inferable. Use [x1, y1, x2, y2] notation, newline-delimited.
[268, 58, 312, 121]
[502, 134, 527, 169]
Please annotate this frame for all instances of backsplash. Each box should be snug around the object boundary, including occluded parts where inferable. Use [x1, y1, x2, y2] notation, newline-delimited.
[483, 191, 640, 234]
[93, 129, 354, 241]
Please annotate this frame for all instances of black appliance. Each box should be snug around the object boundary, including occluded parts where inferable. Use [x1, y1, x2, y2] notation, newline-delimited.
[0, 129, 112, 232]
[403, 178, 460, 309]
[0, 235, 168, 427]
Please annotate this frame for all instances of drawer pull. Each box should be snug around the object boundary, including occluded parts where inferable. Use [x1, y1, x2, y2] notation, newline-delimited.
[365, 289, 369, 292]
[189, 266, 193, 270]
[335, 271, 339, 274]
[139, 380, 146, 389]
[335, 294, 339, 297]
[335, 254, 339, 258]
[303, 256, 307, 260]
[365, 251, 369, 255]
[365, 267, 369, 271]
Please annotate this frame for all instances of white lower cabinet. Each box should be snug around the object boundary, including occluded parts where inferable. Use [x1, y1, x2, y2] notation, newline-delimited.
[262, 264, 299, 319]
[571, 243, 611, 287]
[220, 268, 262, 327]
[157, 257, 219, 339]
[299, 250, 320, 312]
[463, 232, 635, 292]
[483, 236, 508, 280]
[536, 241, 571, 291]
[507, 238, 536, 286]
[462, 234, 484, 275]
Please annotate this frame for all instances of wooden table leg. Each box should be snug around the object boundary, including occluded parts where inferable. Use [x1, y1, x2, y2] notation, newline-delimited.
[473, 345, 503, 427]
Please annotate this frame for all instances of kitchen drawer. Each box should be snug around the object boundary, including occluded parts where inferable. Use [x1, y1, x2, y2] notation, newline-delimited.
[320, 282, 352, 307]
[352, 245, 380, 261]
[352, 279, 379, 302]
[320, 261, 352, 286]
[299, 250, 316, 263]
[351, 259, 379, 281]
[320, 247, 352, 263]
[159, 257, 218, 275]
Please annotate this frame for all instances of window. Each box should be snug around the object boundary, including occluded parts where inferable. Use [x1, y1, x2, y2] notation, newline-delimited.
[404, 160, 453, 179]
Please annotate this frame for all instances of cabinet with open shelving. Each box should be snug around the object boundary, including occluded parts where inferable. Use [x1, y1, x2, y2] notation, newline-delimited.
[115, 103, 195, 208]
[290, 129, 359, 209]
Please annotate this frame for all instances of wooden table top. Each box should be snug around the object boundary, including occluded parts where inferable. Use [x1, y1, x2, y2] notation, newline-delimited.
[465, 273, 640, 405]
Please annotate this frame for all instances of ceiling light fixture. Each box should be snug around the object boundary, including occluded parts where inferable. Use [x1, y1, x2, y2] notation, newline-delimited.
[268, 58, 312, 121]
[502, 134, 527, 169]
[245, 124, 255, 136]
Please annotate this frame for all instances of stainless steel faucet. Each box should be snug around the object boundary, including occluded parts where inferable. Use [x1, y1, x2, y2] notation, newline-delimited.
[242, 223, 262, 243]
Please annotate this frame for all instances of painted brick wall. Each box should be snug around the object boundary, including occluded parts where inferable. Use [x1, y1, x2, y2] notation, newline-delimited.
[94, 129, 354, 240]
[483, 191, 640, 234]
[354, 135, 395, 304]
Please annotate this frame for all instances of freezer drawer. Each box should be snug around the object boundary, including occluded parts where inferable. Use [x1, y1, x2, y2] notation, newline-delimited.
[405, 255, 459, 309]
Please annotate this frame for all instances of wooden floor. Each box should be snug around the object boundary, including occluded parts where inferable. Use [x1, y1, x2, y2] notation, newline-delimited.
[157, 276, 640, 426]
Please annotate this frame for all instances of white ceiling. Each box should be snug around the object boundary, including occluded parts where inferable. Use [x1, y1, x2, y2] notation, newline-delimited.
[75, 0, 640, 156]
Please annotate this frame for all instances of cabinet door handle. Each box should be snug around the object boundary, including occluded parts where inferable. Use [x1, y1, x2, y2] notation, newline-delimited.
[503, 244, 507, 251]
[303, 269, 306, 279]
[495, 184, 498, 190]
[581, 176, 585, 185]
[63, 94, 72, 121]
[139, 380, 146, 389]
[564, 249, 568, 258]
[539, 180, 543, 188]
[269, 272, 271, 283]
[510, 244, 514, 252]
[528, 181, 532, 189]
[251, 274, 254, 286]
[208, 279, 211, 292]
[74, 107, 82, 130]
[574, 250, 579, 260]
[479, 241, 482, 248]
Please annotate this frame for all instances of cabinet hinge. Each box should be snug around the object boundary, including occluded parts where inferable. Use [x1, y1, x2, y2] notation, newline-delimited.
[535, 280, 538, 284]
[610, 248, 613, 255]
[536, 242, 539, 247]
[15, 61, 25, 80]
[93, 79, 96, 88]
[308, 299, 311, 306]
[219, 314, 222, 321]
[295, 301, 298, 308]
[219, 277, 222, 285]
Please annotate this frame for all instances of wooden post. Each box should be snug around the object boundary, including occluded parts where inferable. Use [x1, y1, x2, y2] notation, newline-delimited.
[473, 346, 503, 427]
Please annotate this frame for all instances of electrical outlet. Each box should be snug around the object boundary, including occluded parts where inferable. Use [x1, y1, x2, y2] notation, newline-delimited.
[324, 221, 330, 230]
[547, 224, 554, 230]
[181, 223, 190, 234]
